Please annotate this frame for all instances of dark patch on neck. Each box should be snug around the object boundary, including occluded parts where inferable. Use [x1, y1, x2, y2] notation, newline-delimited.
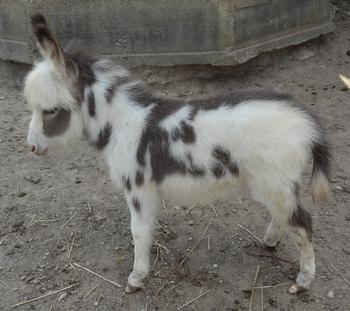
[43, 108, 71, 137]
[87, 89, 96, 117]
[95, 123, 112, 150]
[289, 204, 313, 242]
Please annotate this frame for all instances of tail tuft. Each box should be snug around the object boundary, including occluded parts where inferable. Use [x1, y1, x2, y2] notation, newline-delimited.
[311, 140, 331, 202]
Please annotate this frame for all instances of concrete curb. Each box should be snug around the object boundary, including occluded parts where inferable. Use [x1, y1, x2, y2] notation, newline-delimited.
[0, 0, 335, 66]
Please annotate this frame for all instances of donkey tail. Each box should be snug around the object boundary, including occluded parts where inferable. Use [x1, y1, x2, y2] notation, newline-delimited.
[310, 138, 331, 202]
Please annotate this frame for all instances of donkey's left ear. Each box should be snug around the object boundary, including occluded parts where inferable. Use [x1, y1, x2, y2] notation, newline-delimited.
[31, 14, 75, 78]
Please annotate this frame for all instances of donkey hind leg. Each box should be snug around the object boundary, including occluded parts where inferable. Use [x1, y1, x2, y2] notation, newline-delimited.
[125, 188, 161, 293]
[250, 181, 315, 294]
[287, 204, 315, 293]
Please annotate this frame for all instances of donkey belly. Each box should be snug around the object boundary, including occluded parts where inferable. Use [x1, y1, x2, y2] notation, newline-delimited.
[159, 174, 241, 206]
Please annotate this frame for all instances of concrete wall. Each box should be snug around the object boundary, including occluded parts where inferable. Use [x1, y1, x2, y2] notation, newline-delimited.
[0, 0, 335, 66]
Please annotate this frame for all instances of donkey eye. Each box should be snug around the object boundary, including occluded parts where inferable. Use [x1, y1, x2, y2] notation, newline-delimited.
[43, 108, 58, 115]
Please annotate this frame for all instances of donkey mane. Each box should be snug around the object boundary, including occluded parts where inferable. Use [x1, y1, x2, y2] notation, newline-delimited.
[64, 41, 97, 101]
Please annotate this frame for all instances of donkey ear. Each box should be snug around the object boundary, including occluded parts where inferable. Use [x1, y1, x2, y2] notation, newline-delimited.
[30, 14, 68, 76]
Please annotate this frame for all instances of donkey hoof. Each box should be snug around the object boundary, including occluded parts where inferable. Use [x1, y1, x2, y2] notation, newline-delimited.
[263, 240, 279, 250]
[288, 283, 307, 294]
[263, 244, 277, 252]
[125, 283, 142, 294]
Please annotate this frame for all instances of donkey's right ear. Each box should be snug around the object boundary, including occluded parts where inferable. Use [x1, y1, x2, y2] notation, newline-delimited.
[30, 14, 67, 76]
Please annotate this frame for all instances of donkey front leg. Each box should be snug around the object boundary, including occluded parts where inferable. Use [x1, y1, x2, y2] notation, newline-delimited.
[263, 218, 284, 248]
[124, 187, 160, 293]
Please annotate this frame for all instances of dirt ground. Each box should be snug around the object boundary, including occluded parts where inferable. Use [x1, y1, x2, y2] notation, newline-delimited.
[1, 2, 350, 311]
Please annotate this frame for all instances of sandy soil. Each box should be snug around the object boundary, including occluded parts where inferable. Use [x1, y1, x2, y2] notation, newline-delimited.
[1, 2, 350, 310]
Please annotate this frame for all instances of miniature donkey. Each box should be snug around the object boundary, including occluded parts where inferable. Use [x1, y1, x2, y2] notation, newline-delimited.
[25, 14, 330, 294]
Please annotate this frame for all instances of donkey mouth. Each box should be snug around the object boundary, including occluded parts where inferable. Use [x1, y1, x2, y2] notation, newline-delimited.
[31, 147, 48, 156]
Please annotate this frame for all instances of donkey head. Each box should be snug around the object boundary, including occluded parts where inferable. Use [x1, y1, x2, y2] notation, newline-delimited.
[24, 14, 94, 155]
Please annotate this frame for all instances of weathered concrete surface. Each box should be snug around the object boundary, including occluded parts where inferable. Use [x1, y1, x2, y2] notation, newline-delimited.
[0, 0, 335, 66]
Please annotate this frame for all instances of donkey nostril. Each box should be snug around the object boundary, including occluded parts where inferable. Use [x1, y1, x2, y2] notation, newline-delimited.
[31, 145, 36, 153]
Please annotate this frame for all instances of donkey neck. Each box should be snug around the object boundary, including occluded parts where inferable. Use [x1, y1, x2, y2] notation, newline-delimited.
[81, 69, 151, 150]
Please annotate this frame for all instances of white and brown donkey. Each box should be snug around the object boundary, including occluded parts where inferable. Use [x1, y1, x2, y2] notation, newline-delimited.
[24, 14, 331, 294]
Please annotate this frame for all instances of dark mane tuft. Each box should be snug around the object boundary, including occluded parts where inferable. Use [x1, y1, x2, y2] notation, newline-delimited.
[64, 41, 97, 100]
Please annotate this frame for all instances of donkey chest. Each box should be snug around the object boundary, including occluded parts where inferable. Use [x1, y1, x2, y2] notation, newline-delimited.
[104, 129, 142, 189]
